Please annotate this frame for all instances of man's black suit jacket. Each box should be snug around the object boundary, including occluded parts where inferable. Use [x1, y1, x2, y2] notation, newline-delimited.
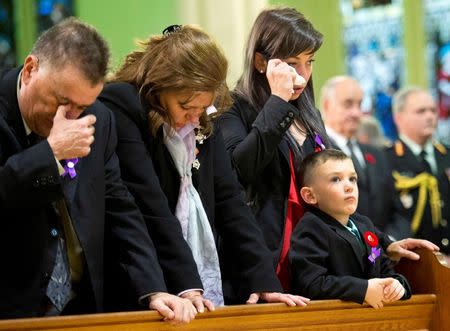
[0, 67, 166, 318]
[290, 208, 411, 303]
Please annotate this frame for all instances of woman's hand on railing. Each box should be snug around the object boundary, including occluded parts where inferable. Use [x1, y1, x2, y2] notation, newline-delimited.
[180, 290, 215, 313]
[149, 292, 197, 325]
[246, 292, 310, 306]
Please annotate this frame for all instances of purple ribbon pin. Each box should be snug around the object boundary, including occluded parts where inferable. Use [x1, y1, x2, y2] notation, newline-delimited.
[62, 158, 79, 179]
[368, 247, 381, 264]
[314, 133, 326, 150]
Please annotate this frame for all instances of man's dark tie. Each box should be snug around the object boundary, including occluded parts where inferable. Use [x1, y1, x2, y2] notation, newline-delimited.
[46, 236, 72, 312]
[419, 150, 432, 173]
[347, 140, 367, 185]
[27, 132, 72, 312]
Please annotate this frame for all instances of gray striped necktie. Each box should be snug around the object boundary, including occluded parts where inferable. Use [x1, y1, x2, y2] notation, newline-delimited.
[46, 234, 72, 312]
[28, 132, 73, 313]
[347, 140, 367, 185]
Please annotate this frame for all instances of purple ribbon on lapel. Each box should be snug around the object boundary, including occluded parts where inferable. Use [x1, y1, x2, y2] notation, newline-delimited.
[62, 158, 79, 179]
[314, 133, 326, 150]
[368, 247, 381, 264]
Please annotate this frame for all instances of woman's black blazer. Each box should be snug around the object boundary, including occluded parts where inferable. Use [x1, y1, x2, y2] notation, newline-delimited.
[99, 83, 282, 303]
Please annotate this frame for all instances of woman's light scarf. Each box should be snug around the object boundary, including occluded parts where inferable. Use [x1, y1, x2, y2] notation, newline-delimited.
[163, 123, 224, 306]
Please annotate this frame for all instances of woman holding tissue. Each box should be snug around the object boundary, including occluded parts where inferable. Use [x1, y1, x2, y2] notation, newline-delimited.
[99, 25, 309, 311]
[219, 7, 441, 295]
[217, 7, 331, 292]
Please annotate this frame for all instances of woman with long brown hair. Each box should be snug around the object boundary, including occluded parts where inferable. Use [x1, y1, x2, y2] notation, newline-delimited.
[100, 24, 309, 311]
[218, 7, 329, 292]
[218, 7, 439, 294]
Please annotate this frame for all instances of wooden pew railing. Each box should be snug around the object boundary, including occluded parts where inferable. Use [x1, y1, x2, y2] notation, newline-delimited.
[395, 248, 449, 331]
[0, 249, 447, 331]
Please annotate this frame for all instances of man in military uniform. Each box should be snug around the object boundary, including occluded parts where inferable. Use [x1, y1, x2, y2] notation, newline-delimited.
[386, 86, 450, 255]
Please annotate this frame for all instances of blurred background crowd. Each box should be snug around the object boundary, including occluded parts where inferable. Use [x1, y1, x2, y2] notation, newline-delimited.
[0, 0, 449, 145]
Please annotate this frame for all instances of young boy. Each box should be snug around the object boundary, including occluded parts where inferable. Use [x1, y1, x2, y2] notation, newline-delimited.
[290, 149, 411, 308]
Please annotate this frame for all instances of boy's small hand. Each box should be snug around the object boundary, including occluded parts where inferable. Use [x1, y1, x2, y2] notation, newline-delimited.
[364, 278, 385, 309]
[383, 279, 405, 303]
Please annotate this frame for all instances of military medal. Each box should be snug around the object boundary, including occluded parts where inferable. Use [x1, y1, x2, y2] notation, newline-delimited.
[400, 192, 413, 209]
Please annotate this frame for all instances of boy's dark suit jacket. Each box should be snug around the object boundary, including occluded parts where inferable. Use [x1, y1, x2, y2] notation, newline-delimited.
[290, 208, 411, 303]
[0, 68, 166, 318]
[99, 82, 282, 304]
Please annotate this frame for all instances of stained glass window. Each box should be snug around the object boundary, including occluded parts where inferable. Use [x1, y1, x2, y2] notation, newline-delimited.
[341, 0, 403, 141]
[37, 0, 73, 34]
[425, 0, 450, 145]
[0, 0, 15, 69]
[350, 0, 392, 9]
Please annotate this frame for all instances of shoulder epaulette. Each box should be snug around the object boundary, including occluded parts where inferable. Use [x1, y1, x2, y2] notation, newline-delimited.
[433, 141, 447, 155]
[394, 140, 404, 156]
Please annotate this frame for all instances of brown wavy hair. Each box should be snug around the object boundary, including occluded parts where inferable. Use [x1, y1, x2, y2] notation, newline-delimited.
[112, 25, 230, 137]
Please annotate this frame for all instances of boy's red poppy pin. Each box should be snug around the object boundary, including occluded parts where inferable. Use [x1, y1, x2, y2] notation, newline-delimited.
[364, 231, 378, 247]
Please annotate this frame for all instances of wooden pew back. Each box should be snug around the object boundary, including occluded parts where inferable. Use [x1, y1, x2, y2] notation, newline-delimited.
[0, 249, 446, 331]
[395, 248, 449, 331]
[0, 295, 436, 331]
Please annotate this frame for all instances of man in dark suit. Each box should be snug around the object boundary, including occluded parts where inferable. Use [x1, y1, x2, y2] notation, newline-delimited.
[320, 76, 405, 233]
[0, 18, 196, 321]
[386, 87, 450, 255]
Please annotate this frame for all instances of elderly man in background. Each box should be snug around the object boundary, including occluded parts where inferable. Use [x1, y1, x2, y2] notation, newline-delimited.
[320, 76, 403, 232]
[320, 76, 439, 261]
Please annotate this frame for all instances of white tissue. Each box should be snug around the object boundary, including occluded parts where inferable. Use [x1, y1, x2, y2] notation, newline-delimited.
[289, 66, 307, 88]
[294, 73, 307, 88]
